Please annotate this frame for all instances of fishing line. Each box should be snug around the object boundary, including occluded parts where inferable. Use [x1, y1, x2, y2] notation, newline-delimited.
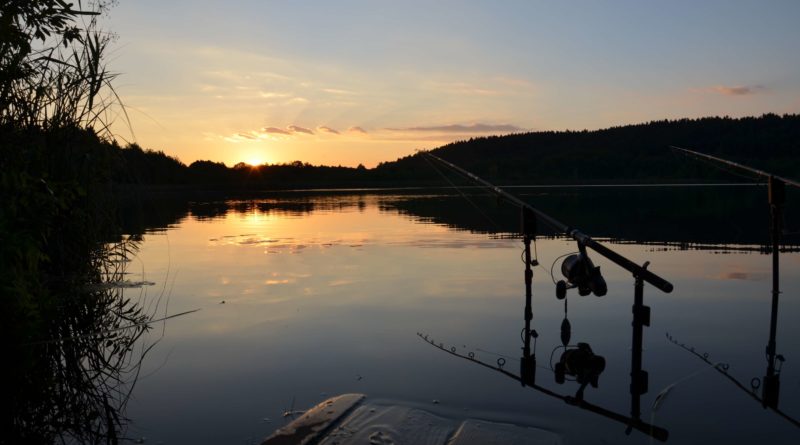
[547, 345, 579, 383]
[417, 331, 668, 440]
[550, 251, 579, 285]
[666, 332, 800, 428]
[22, 308, 202, 346]
[646, 361, 728, 445]
[137, 346, 176, 381]
[422, 153, 505, 232]
[476, 348, 520, 362]
[158, 232, 174, 337]
[422, 150, 574, 237]
[673, 146, 797, 258]
[669, 148, 764, 184]
[518, 238, 557, 282]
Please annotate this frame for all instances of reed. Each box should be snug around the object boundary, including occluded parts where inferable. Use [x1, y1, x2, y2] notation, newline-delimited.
[1, 2, 162, 443]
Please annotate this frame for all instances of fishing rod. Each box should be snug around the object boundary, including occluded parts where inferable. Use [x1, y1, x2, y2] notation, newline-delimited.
[670, 145, 795, 410]
[417, 333, 669, 441]
[670, 146, 800, 189]
[420, 151, 675, 438]
[422, 151, 674, 294]
[666, 333, 798, 428]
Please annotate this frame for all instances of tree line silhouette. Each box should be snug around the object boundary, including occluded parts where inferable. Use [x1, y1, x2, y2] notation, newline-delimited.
[112, 113, 800, 189]
[380, 113, 800, 185]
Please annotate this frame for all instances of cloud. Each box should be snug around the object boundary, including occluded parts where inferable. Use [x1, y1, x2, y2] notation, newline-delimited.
[223, 132, 258, 143]
[347, 126, 368, 134]
[259, 91, 291, 99]
[262, 127, 291, 135]
[317, 126, 340, 134]
[230, 124, 369, 141]
[494, 76, 536, 90]
[285, 97, 309, 105]
[321, 88, 357, 95]
[288, 125, 314, 134]
[387, 123, 524, 133]
[224, 126, 294, 142]
[430, 81, 502, 96]
[711, 85, 764, 96]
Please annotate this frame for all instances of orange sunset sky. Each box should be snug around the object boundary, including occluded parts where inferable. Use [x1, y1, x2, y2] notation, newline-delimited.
[102, 0, 800, 167]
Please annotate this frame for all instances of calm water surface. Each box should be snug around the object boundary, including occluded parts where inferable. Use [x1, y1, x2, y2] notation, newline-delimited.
[122, 187, 800, 444]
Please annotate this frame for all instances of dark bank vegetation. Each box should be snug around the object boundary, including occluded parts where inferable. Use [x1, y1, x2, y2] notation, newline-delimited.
[2, 2, 157, 444]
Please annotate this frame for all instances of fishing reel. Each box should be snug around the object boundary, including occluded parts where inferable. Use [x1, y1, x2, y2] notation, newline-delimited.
[554, 342, 606, 389]
[556, 244, 607, 299]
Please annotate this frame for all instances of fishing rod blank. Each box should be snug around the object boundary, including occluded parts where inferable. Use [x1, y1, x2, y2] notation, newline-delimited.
[421, 151, 674, 437]
[417, 333, 670, 441]
[670, 144, 792, 410]
[670, 145, 800, 188]
[422, 151, 674, 294]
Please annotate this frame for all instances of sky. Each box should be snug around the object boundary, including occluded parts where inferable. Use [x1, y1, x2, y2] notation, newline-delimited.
[101, 0, 800, 168]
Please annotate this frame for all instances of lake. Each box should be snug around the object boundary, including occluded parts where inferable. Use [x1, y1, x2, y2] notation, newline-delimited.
[119, 185, 800, 444]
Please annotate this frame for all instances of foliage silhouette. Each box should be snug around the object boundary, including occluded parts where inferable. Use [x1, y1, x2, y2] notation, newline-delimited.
[105, 114, 800, 190]
[1, 2, 162, 443]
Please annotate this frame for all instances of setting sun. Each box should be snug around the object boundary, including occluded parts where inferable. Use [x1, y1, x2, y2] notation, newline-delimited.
[245, 158, 265, 167]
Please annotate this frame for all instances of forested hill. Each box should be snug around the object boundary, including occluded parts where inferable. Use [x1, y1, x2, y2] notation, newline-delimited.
[110, 113, 800, 188]
[374, 114, 800, 184]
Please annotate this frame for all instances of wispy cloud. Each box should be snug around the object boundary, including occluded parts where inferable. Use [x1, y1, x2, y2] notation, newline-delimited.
[711, 85, 765, 96]
[424, 77, 536, 97]
[317, 126, 340, 134]
[494, 76, 536, 90]
[321, 88, 357, 95]
[288, 125, 314, 134]
[224, 126, 293, 142]
[227, 124, 370, 142]
[224, 131, 264, 143]
[387, 123, 524, 133]
[428, 81, 502, 96]
[230, 120, 523, 145]
[259, 91, 291, 99]
[348, 126, 368, 134]
[286, 97, 310, 105]
[262, 127, 291, 135]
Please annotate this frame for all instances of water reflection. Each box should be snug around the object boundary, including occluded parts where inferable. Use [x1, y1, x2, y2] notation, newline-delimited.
[117, 188, 799, 444]
[418, 209, 671, 441]
[660, 175, 800, 430]
[417, 329, 670, 441]
[9, 239, 165, 444]
[118, 185, 800, 251]
[666, 333, 799, 428]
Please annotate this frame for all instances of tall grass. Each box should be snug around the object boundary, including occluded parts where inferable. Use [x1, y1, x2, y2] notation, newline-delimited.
[1, 1, 128, 135]
[1, 2, 161, 443]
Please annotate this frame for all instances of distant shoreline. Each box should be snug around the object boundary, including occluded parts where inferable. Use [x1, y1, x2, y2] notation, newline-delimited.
[112, 181, 765, 200]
